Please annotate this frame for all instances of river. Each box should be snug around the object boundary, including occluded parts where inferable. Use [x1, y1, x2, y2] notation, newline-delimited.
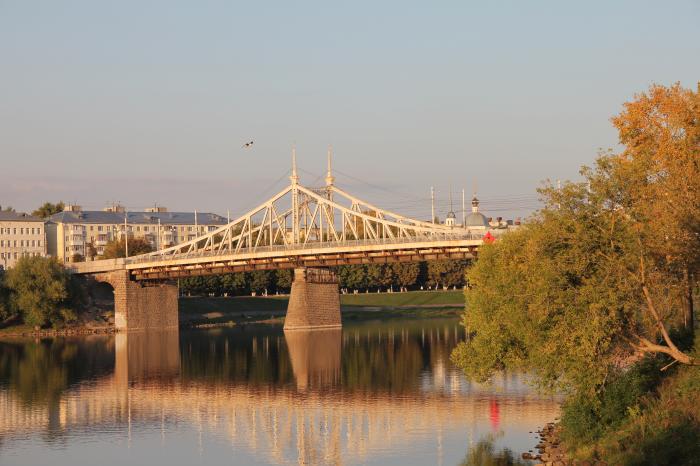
[0, 318, 558, 465]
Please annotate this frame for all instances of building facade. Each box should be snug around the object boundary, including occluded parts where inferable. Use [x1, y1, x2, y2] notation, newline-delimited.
[0, 211, 48, 269]
[47, 205, 228, 263]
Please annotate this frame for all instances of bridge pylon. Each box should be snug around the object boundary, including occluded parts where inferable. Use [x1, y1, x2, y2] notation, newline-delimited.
[284, 267, 341, 330]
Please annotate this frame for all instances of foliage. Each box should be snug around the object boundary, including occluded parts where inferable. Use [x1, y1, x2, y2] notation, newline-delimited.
[248, 270, 272, 293]
[101, 237, 153, 259]
[5, 256, 70, 327]
[221, 273, 248, 295]
[560, 356, 666, 446]
[337, 264, 367, 290]
[0, 271, 11, 321]
[31, 201, 64, 218]
[180, 261, 469, 297]
[392, 262, 421, 288]
[452, 83, 699, 398]
[566, 358, 700, 465]
[427, 260, 469, 288]
[459, 435, 529, 466]
[85, 242, 97, 260]
[274, 269, 293, 291]
[0, 205, 15, 212]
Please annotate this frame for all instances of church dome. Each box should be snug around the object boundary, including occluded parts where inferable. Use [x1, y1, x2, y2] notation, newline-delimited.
[446, 211, 456, 219]
[464, 212, 489, 228]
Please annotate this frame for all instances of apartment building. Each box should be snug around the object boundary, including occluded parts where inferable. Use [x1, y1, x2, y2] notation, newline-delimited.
[46, 204, 228, 263]
[0, 211, 48, 269]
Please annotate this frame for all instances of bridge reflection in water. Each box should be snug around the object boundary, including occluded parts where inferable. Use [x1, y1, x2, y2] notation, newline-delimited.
[0, 321, 559, 466]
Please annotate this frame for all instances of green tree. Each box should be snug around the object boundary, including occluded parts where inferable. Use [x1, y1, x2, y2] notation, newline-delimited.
[451, 83, 700, 397]
[102, 237, 153, 259]
[428, 260, 467, 289]
[392, 262, 420, 289]
[85, 242, 97, 260]
[274, 269, 293, 291]
[0, 270, 12, 321]
[5, 256, 70, 327]
[31, 201, 65, 218]
[0, 205, 15, 212]
[337, 265, 367, 290]
[248, 270, 272, 294]
[221, 273, 248, 295]
[365, 264, 394, 290]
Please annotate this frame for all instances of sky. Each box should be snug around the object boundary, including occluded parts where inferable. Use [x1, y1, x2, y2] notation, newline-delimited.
[1, 1, 699, 221]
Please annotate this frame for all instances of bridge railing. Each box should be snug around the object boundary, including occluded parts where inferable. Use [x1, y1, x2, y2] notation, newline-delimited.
[124, 231, 496, 266]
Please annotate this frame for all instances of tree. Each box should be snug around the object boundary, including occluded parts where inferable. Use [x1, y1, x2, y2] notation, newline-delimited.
[610, 82, 700, 332]
[392, 262, 420, 289]
[451, 83, 699, 397]
[102, 237, 153, 259]
[0, 205, 15, 212]
[5, 256, 70, 327]
[365, 264, 394, 290]
[337, 265, 367, 290]
[221, 273, 248, 295]
[85, 242, 97, 260]
[0, 270, 11, 321]
[427, 260, 467, 289]
[31, 202, 65, 219]
[274, 269, 293, 291]
[248, 270, 272, 294]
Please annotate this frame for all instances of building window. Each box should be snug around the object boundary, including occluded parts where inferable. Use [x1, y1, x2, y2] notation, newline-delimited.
[38, 240, 41, 247]
[98, 225, 103, 231]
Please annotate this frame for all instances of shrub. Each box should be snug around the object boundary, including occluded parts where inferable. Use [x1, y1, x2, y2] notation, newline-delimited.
[5, 256, 70, 327]
[560, 356, 665, 448]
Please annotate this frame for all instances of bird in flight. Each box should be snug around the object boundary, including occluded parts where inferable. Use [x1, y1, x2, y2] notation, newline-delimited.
[242, 141, 254, 149]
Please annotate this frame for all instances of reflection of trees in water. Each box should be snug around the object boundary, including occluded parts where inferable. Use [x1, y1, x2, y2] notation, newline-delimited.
[180, 327, 295, 386]
[180, 320, 465, 393]
[0, 337, 114, 406]
[460, 435, 529, 466]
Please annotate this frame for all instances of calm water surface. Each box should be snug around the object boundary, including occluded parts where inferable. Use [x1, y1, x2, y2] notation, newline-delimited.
[0, 318, 558, 465]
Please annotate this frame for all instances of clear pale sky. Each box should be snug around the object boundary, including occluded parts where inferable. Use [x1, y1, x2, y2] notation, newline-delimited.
[1, 1, 698, 220]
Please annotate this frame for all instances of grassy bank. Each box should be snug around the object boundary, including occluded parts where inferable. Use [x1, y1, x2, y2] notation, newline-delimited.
[560, 332, 700, 465]
[179, 290, 464, 326]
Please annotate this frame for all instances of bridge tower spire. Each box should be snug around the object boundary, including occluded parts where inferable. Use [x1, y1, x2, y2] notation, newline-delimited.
[290, 145, 299, 185]
[291, 145, 300, 243]
[325, 145, 335, 187]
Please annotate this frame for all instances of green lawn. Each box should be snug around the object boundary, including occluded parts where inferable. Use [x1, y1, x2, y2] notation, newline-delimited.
[340, 290, 464, 307]
[178, 290, 465, 326]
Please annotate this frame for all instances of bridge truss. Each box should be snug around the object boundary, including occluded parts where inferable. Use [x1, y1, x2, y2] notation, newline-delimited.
[73, 150, 485, 279]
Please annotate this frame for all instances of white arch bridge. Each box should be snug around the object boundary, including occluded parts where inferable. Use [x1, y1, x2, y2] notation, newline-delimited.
[70, 153, 499, 331]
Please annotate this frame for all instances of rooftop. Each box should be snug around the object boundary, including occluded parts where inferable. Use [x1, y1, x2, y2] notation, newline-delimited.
[47, 210, 228, 226]
[0, 211, 44, 223]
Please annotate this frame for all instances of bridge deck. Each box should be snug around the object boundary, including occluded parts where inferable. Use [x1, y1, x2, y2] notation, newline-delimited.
[69, 236, 484, 280]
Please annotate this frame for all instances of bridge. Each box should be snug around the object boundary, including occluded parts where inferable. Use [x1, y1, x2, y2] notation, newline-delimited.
[71, 150, 497, 331]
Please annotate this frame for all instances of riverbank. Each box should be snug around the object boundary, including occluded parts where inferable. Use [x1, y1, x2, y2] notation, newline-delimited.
[0, 290, 465, 336]
[180, 290, 464, 327]
[522, 334, 700, 466]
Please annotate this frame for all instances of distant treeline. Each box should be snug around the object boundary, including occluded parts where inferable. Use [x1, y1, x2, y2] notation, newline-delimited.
[179, 260, 470, 296]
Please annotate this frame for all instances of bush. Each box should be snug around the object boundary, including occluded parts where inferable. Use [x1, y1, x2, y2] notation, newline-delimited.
[5, 256, 71, 327]
[561, 356, 665, 447]
[0, 270, 12, 321]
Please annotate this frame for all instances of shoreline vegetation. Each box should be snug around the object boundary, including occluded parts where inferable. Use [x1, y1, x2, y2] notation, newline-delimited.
[451, 83, 700, 465]
[0, 290, 465, 338]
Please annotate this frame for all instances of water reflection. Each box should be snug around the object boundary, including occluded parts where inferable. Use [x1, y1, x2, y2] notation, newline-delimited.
[285, 329, 341, 390]
[0, 320, 558, 466]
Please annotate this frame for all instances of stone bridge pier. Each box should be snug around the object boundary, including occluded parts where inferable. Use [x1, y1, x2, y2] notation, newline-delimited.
[284, 267, 341, 330]
[94, 270, 179, 331]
